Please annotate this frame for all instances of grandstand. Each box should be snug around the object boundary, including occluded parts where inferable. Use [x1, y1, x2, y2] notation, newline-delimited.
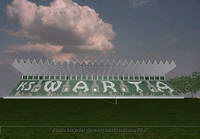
[8, 59, 179, 98]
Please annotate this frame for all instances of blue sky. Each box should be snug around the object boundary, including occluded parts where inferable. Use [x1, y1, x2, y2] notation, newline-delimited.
[0, 0, 200, 95]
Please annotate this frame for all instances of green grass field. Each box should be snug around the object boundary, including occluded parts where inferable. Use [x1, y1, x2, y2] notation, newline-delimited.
[0, 99, 200, 139]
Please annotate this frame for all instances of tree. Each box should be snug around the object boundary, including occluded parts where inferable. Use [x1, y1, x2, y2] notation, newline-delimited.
[190, 72, 200, 97]
[169, 72, 200, 98]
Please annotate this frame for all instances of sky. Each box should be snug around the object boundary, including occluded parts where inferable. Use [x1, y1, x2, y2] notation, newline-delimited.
[0, 0, 200, 96]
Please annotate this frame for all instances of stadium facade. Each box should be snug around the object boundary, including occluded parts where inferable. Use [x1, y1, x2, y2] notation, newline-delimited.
[8, 59, 180, 98]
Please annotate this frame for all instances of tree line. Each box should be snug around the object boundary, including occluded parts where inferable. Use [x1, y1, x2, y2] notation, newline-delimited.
[169, 72, 200, 97]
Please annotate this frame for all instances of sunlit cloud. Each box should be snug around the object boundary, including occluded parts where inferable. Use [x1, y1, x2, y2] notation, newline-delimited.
[7, 0, 115, 61]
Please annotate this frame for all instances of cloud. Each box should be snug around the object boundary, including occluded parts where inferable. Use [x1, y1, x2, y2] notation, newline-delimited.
[12, 43, 63, 53]
[7, 0, 115, 61]
[8, 43, 76, 62]
[51, 53, 76, 62]
[129, 0, 154, 8]
[2, 29, 39, 39]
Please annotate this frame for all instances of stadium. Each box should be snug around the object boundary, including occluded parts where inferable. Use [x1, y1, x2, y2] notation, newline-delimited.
[8, 59, 179, 98]
[1, 0, 200, 138]
[2, 59, 200, 138]
[1, 59, 200, 139]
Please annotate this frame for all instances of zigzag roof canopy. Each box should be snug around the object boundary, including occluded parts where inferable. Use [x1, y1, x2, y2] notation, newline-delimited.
[12, 59, 176, 76]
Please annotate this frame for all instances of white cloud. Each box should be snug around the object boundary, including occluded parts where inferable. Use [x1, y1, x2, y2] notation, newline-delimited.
[7, 0, 115, 61]
[9, 43, 76, 62]
[129, 0, 154, 8]
[51, 52, 76, 62]
[12, 43, 63, 54]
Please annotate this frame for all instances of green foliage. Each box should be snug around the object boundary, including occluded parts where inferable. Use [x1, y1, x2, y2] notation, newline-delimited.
[169, 72, 200, 95]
